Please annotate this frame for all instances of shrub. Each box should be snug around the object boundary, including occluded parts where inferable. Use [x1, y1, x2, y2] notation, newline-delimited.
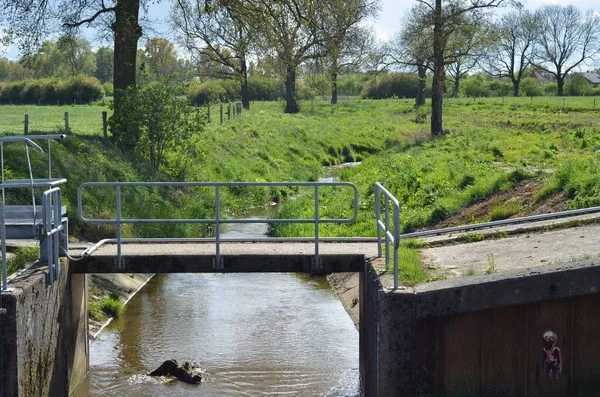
[111, 82, 206, 174]
[247, 76, 284, 101]
[362, 72, 419, 99]
[461, 75, 490, 98]
[103, 82, 114, 97]
[99, 295, 124, 318]
[565, 74, 594, 96]
[520, 77, 544, 97]
[188, 80, 227, 105]
[338, 74, 367, 96]
[0, 76, 102, 104]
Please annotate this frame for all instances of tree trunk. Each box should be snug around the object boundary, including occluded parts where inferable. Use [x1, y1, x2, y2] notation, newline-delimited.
[453, 76, 460, 98]
[331, 71, 338, 105]
[112, 0, 142, 103]
[430, 0, 444, 136]
[240, 56, 250, 110]
[512, 78, 520, 97]
[557, 76, 565, 96]
[284, 66, 299, 114]
[415, 61, 427, 108]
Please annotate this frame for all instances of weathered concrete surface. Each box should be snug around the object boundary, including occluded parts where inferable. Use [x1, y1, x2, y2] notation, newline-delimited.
[73, 241, 379, 274]
[1, 260, 88, 396]
[421, 223, 600, 279]
[363, 258, 600, 396]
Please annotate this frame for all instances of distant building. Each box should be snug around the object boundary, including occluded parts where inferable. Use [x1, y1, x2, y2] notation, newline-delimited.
[530, 70, 553, 85]
[576, 72, 600, 87]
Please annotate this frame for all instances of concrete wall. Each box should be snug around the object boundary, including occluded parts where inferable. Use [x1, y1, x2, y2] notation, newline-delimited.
[360, 260, 600, 397]
[1, 260, 88, 396]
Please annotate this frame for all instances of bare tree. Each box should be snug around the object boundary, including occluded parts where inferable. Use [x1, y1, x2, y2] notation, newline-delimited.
[480, 10, 535, 97]
[172, 0, 255, 109]
[531, 5, 600, 97]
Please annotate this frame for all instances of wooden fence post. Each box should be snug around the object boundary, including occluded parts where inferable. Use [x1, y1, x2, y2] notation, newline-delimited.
[64, 112, 70, 132]
[24, 114, 28, 135]
[207, 104, 211, 123]
[227, 103, 231, 120]
[102, 111, 108, 139]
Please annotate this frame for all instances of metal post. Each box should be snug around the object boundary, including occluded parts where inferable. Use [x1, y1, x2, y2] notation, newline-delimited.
[207, 104, 211, 123]
[385, 199, 390, 267]
[220, 103, 223, 124]
[45, 195, 54, 285]
[394, 204, 400, 290]
[314, 184, 320, 270]
[24, 114, 28, 135]
[64, 112, 69, 133]
[375, 185, 382, 258]
[215, 185, 221, 269]
[1, 201, 7, 291]
[53, 191, 60, 281]
[227, 103, 231, 120]
[116, 186, 122, 269]
[102, 111, 108, 139]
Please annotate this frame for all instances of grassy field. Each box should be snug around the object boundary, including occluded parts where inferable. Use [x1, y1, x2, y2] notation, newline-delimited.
[2, 97, 600, 284]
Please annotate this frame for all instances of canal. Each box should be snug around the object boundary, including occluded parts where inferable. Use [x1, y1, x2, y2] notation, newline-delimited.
[75, 204, 361, 396]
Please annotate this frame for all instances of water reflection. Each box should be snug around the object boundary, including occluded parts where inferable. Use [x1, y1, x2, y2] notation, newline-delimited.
[77, 273, 361, 396]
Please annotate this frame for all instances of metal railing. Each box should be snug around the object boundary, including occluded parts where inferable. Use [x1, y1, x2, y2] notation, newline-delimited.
[0, 134, 67, 291]
[375, 183, 600, 290]
[374, 183, 400, 289]
[78, 181, 359, 270]
[42, 188, 65, 285]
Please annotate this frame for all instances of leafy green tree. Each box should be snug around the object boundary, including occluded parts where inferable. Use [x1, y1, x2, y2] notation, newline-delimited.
[317, 0, 378, 104]
[95, 47, 114, 83]
[144, 38, 179, 80]
[246, 0, 323, 113]
[56, 35, 96, 76]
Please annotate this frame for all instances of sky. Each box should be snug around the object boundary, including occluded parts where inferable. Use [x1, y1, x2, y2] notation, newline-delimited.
[2, 0, 599, 60]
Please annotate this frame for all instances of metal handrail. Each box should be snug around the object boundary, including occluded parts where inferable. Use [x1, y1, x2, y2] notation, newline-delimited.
[375, 183, 600, 290]
[42, 188, 64, 285]
[78, 181, 359, 270]
[374, 183, 400, 289]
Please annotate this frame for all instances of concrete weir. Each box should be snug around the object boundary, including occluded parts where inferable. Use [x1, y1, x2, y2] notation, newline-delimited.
[360, 259, 600, 397]
[0, 259, 88, 397]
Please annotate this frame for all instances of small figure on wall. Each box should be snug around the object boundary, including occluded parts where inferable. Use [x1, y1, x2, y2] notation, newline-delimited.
[542, 330, 562, 381]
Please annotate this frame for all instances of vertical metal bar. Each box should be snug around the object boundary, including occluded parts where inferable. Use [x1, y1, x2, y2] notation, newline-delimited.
[45, 194, 53, 285]
[215, 185, 221, 269]
[375, 184, 382, 258]
[1, 142, 5, 204]
[314, 184, 320, 269]
[1, 201, 7, 291]
[54, 190, 60, 281]
[47, 139, 52, 179]
[385, 198, 390, 267]
[394, 202, 400, 290]
[116, 186, 122, 269]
